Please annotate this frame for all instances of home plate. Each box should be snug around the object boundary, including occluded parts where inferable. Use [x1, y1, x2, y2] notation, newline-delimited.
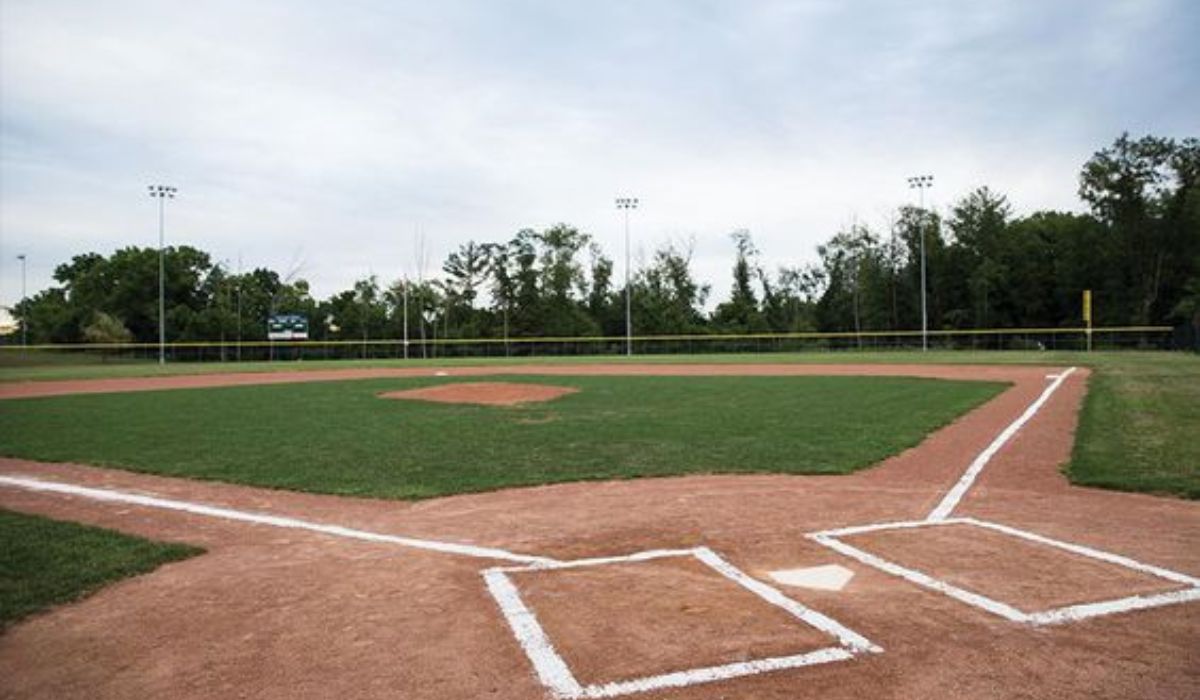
[769, 565, 855, 591]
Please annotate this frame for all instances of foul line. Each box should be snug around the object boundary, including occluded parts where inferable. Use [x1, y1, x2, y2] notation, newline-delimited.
[0, 474, 883, 695]
[926, 366, 1077, 521]
[0, 475, 557, 566]
[809, 364, 1200, 626]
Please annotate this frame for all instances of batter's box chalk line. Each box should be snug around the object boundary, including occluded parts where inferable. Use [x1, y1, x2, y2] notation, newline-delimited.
[808, 517, 1200, 626]
[483, 547, 881, 699]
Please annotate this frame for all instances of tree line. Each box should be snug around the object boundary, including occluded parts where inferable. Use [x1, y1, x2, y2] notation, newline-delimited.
[11, 133, 1199, 347]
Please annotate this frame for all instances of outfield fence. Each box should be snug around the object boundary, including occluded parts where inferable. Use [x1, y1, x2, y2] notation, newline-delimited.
[0, 326, 1179, 364]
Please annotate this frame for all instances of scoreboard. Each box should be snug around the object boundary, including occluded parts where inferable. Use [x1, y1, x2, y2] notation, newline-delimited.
[267, 314, 309, 341]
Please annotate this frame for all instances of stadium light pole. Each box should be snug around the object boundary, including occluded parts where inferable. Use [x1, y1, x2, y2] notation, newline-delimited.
[16, 254, 27, 348]
[907, 175, 933, 351]
[615, 196, 638, 356]
[148, 185, 177, 365]
[236, 253, 243, 362]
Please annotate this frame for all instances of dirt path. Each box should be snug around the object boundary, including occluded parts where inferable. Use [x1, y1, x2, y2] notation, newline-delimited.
[1, 364, 1197, 700]
[0, 362, 1051, 399]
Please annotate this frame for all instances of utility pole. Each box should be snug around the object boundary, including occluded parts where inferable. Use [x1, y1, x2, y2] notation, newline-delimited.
[615, 196, 638, 357]
[907, 175, 933, 351]
[148, 185, 177, 364]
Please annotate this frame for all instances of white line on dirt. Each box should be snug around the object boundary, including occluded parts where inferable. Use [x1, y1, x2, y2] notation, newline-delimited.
[483, 546, 880, 698]
[808, 366, 1200, 628]
[809, 531, 1028, 622]
[483, 569, 584, 699]
[959, 518, 1200, 588]
[491, 548, 698, 573]
[1024, 588, 1200, 625]
[808, 517, 1200, 625]
[926, 366, 1077, 521]
[0, 474, 557, 566]
[693, 547, 881, 654]
[580, 647, 855, 699]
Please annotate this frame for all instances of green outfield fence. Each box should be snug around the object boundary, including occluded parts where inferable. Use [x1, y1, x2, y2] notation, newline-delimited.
[0, 326, 1181, 364]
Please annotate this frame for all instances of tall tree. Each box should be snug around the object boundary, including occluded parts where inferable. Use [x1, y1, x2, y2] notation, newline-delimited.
[1079, 133, 1200, 323]
[632, 239, 709, 335]
[949, 187, 1013, 327]
[712, 230, 766, 332]
[441, 241, 497, 338]
[815, 225, 888, 338]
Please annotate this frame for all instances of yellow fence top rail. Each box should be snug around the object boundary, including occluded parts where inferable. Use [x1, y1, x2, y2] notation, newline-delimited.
[0, 326, 1173, 351]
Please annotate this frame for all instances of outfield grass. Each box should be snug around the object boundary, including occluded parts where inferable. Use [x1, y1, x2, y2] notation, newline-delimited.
[0, 375, 1002, 499]
[0, 508, 202, 628]
[1, 350, 1195, 498]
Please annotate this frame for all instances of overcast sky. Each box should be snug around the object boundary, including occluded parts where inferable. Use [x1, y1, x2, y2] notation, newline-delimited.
[2, 0, 1197, 308]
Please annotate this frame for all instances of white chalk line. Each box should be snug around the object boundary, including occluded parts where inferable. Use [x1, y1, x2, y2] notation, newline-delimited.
[926, 366, 1077, 521]
[581, 648, 854, 699]
[483, 570, 584, 698]
[959, 517, 1200, 588]
[810, 530, 1027, 622]
[809, 364, 1200, 626]
[1024, 588, 1200, 625]
[0, 475, 557, 566]
[808, 517, 1200, 626]
[693, 547, 880, 654]
[483, 547, 880, 699]
[1, 473, 880, 695]
[490, 547, 697, 573]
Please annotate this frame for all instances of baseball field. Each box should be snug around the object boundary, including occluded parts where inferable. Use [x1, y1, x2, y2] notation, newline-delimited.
[0, 353, 1197, 699]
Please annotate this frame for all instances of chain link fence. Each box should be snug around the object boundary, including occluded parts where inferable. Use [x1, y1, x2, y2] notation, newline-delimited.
[0, 326, 1182, 366]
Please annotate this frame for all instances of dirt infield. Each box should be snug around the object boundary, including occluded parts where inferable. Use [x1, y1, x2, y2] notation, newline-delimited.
[1, 363, 1197, 700]
[379, 381, 579, 406]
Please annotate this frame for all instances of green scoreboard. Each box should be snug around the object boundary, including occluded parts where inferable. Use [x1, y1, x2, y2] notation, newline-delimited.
[267, 314, 309, 341]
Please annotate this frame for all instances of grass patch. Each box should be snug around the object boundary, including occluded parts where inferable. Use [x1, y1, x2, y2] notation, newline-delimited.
[0, 375, 1002, 499]
[1068, 359, 1200, 498]
[0, 508, 202, 629]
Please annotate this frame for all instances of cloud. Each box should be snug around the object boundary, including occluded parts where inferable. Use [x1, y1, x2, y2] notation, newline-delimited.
[2, 0, 1197, 309]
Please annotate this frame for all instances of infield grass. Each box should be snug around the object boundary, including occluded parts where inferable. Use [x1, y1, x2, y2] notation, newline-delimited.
[0, 375, 1002, 499]
[0, 508, 202, 628]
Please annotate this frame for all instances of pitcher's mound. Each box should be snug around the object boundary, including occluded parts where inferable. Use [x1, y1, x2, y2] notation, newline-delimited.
[379, 382, 578, 407]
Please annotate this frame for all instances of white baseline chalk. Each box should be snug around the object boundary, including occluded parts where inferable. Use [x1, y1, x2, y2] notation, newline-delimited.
[0, 474, 556, 566]
[926, 366, 1077, 521]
